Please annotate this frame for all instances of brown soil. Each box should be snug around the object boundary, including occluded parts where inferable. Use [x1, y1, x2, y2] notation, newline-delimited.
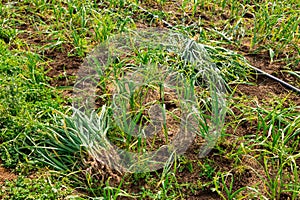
[44, 45, 82, 87]
[13, 26, 83, 100]
[0, 161, 17, 185]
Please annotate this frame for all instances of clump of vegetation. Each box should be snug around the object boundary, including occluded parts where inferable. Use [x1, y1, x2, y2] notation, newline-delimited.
[0, 40, 64, 169]
[0, 174, 79, 199]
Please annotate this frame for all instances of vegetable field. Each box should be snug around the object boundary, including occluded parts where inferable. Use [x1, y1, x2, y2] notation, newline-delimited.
[0, 1, 299, 199]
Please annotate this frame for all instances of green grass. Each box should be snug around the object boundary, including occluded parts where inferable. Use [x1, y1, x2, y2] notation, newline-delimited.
[0, 40, 65, 169]
[0, 173, 78, 200]
[0, 0, 299, 199]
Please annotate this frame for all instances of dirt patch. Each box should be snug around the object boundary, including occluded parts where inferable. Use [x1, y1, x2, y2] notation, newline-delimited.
[12, 25, 83, 89]
[245, 53, 300, 88]
[234, 76, 300, 108]
[44, 45, 82, 87]
[7, 26, 83, 106]
[0, 162, 17, 184]
[236, 77, 287, 99]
